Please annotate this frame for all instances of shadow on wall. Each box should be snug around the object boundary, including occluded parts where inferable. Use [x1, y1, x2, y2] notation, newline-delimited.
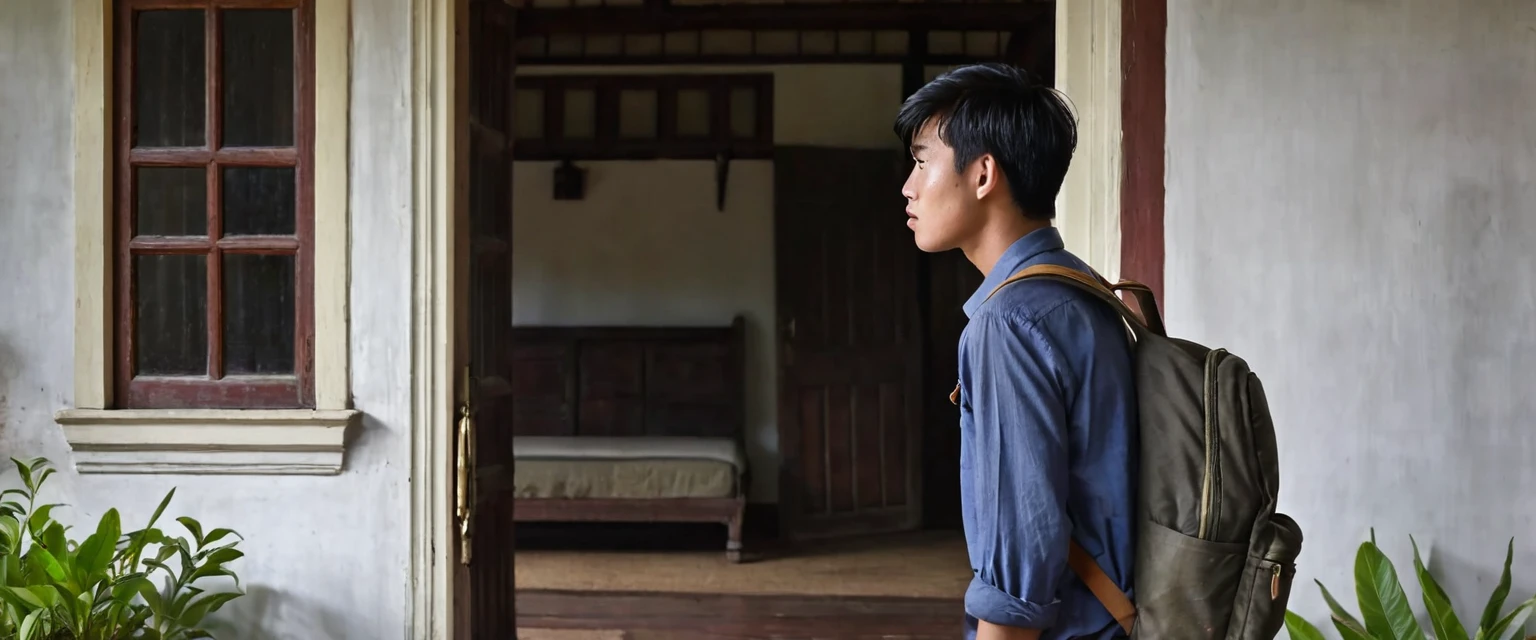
[0, 336, 13, 447]
[1430, 543, 1536, 623]
[213, 584, 351, 640]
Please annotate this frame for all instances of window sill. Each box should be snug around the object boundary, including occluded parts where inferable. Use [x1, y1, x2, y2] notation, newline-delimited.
[54, 408, 360, 476]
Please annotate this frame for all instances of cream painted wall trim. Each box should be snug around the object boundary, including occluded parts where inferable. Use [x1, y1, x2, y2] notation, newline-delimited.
[58, 0, 358, 475]
[408, 0, 458, 636]
[56, 410, 353, 475]
[1053, 0, 1123, 280]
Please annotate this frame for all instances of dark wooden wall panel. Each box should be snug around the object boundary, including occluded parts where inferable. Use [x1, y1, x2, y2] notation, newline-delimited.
[509, 319, 747, 440]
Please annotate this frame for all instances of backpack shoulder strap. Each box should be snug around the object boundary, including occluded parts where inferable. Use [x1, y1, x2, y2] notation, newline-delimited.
[984, 263, 1166, 338]
[1069, 540, 1136, 635]
[983, 263, 1146, 632]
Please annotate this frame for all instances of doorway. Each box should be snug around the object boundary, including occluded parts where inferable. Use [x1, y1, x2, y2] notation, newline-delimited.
[427, 0, 1160, 635]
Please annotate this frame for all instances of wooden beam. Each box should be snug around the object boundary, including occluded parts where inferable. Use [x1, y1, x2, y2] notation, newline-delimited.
[517, 3, 1051, 34]
[1120, 0, 1166, 301]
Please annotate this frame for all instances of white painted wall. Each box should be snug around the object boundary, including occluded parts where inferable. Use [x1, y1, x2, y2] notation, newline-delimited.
[1167, 0, 1536, 624]
[512, 65, 905, 503]
[0, 1, 415, 638]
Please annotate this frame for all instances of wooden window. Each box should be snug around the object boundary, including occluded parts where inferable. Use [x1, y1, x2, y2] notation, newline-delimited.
[514, 74, 773, 161]
[115, 0, 314, 409]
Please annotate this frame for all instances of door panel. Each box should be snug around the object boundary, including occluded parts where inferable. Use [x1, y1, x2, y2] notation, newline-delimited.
[457, 1, 517, 637]
[775, 147, 924, 540]
[920, 248, 983, 530]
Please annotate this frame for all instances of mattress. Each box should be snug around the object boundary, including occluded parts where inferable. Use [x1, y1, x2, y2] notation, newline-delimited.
[511, 436, 746, 500]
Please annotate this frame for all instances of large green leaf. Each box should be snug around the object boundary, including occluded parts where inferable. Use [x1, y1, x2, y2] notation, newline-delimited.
[199, 529, 241, 548]
[1331, 616, 1376, 640]
[1412, 536, 1469, 640]
[26, 505, 61, 538]
[12, 459, 35, 494]
[119, 490, 176, 568]
[137, 579, 166, 620]
[24, 546, 67, 585]
[1480, 540, 1515, 634]
[1356, 540, 1427, 640]
[175, 518, 205, 550]
[75, 509, 122, 584]
[1318, 579, 1376, 640]
[0, 515, 20, 556]
[0, 586, 44, 611]
[1484, 595, 1536, 640]
[1319, 579, 1366, 629]
[1287, 611, 1328, 640]
[17, 607, 41, 640]
[179, 592, 242, 627]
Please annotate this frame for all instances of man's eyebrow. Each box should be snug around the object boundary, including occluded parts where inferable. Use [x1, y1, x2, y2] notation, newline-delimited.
[909, 144, 927, 154]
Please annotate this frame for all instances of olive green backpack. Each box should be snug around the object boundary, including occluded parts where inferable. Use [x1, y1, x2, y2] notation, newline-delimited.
[986, 264, 1304, 639]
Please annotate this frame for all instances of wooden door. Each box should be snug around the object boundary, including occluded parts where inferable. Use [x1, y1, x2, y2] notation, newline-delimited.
[775, 146, 925, 540]
[455, 0, 517, 637]
[919, 249, 983, 530]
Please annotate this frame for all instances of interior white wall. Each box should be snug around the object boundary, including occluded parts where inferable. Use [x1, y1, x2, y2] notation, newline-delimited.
[0, 1, 416, 638]
[1166, 0, 1536, 623]
[511, 65, 905, 503]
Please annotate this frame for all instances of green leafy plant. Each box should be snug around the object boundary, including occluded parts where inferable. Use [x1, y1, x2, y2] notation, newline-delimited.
[0, 457, 245, 640]
[1286, 530, 1536, 640]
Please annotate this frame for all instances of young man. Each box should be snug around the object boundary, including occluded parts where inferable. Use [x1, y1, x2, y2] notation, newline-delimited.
[894, 63, 1138, 640]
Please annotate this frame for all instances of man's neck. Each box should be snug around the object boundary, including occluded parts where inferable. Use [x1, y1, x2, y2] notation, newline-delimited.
[963, 216, 1052, 277]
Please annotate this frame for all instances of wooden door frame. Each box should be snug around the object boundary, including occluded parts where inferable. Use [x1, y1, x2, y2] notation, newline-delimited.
[409, 0, 466, 637]
[404, 0, 1167, 636]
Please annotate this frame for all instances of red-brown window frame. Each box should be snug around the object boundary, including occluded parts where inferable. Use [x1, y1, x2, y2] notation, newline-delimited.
[113, 0, 316, 410]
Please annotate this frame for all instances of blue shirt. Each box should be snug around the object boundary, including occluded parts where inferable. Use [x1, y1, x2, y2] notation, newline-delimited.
[956, 227, 1138, 639]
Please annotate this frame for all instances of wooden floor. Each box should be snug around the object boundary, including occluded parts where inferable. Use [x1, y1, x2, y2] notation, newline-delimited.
[516, 589, 965, 639]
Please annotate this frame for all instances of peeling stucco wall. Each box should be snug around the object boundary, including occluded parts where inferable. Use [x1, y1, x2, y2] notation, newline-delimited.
[1167, 0, 1536, 623]
[0, 1, 417, 637]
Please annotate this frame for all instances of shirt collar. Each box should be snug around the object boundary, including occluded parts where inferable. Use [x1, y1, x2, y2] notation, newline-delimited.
[962, 226, 1067, 318]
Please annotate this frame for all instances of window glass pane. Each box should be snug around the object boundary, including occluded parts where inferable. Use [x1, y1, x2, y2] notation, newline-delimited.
[514, 89, 544, 139]
[618, 89, 658, 138]
[730, 87, 757, 139]
[136, 254, 208, 375]
[676, 89, 711, 137]
[222, 167, 296, 236]
[224, 254, 296, 375]
[136, 167, 207, 236]
[222, 9, 295, 147]
[563, 89, 596, 139]
[134, 10, 206, 147]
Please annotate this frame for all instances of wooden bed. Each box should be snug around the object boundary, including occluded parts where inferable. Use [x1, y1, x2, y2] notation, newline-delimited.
[508, 317, 750, 562]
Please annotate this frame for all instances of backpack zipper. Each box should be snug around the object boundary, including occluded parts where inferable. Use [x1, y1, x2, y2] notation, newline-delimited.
[1198, 348, 1229, 540]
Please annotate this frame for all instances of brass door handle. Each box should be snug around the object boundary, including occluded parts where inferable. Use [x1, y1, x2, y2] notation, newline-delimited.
[455, 366, 476, 565]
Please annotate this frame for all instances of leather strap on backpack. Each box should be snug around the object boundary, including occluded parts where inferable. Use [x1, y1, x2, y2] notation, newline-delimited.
[984, 264, 1167, 338]
[982, 263, 1146, 633]
[1068, 540, 1137, 635]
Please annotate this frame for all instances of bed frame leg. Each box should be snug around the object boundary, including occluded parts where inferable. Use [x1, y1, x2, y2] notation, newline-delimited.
[726, 498, 745, 563]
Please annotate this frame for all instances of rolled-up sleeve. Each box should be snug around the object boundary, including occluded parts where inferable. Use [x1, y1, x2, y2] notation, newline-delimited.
[959, 312, 1073, 630]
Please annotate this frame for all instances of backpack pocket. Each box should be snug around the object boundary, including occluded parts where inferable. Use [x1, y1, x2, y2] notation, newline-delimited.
[1226, 513, 1304, 640]
[1133, 520, 1249, 638]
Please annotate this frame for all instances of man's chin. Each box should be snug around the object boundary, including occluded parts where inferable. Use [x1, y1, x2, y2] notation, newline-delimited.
[912, 234, 954, 254]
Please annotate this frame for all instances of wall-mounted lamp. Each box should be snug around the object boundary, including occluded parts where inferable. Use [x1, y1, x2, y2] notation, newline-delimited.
[714, 149, 731, 212]
[553, 158, 586, 201]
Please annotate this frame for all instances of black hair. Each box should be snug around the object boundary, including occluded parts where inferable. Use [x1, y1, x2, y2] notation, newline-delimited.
[894, 63, 1078, 220]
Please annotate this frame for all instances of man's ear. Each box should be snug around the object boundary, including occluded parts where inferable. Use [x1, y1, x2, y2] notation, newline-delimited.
[974, 154, 1001, 201]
